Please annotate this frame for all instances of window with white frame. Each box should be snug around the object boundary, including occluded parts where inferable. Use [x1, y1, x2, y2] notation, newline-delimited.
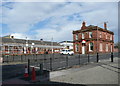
[89, 32, 93, 38]
[106, 44, 108, 52]
[82, 33, 84, 39]
[100, 32, 102, 38]
[110, 35, 112, 40]
[111, 44, 112, 52]
[89, 42, 93, 51]
[99, 43, 102, 51]
[76, 34, 78, 40]
[106, 33, 107, 39]
[75, 44, 79, 52]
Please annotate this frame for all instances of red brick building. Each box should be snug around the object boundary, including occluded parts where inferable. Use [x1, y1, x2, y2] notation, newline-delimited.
[73, 21, 114, 54]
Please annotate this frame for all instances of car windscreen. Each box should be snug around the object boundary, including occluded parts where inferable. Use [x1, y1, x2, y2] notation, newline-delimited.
[68, 50, 71, 51]
[62, 50, 65, 51]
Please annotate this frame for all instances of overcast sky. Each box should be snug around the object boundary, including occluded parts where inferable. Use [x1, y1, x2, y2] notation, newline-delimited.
[1, 1, 118, 43]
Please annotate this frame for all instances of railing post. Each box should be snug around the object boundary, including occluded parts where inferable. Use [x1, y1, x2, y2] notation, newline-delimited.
[79, 54, 80, 65]
[25, 54, 26, 61]
[21, 55, 23, 62]
[97, 53, 99, 62]
[111, 52, 113, 62]
[66, 55, 68, 68]
[39, 63, 43, 80]
[88, 54, 90, 63]
[7, 55, 8, 63]
[40, 63, 43, 73]
[44, 54, 45, 64]
[36, 54, 37, 60]
[28, 59, 30, 74]
[50, 57, 52, 71]
[13, 55, 14, 62]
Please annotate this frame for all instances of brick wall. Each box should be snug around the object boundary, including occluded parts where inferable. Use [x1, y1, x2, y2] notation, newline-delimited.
[73, 23, 114, 54]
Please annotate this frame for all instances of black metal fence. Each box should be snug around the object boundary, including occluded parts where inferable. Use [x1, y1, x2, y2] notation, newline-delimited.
[2, 52, 118, 63]
[27, 52, 118, 71]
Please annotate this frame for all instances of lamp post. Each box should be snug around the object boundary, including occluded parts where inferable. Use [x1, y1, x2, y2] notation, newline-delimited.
[50, 37, 53, 71]
[32, 43, 35, 53]
[96, 24, 99, 53]
[51, 37, 53, 54]
[26, 37, 28, 54]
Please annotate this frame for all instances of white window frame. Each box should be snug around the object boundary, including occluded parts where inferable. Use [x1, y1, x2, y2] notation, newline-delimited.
[75, 44, 79, 52]
[106, 44, 108, 52]
[106, 33, 107, 39]
[100, 32, 102, 38]
[110, 35, 112, 40]
[89, 42, 93, 51]
[82, 33, 84, 39]
[89, 32, 92, 38]
[99, 43, 102, 51]
[111, 45, 113, 52]
[76, 34, 78, 40]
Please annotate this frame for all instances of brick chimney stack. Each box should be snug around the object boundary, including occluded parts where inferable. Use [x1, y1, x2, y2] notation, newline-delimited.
[104, 22, 107, 30]
[81, 21, 86, 30]
[82, 21, 86, 26]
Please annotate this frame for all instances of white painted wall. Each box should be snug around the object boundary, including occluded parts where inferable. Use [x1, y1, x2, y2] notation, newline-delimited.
[59, 42, 73, 50]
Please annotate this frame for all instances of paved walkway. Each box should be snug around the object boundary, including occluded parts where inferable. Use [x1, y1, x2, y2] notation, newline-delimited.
[50, 57, 119, 84]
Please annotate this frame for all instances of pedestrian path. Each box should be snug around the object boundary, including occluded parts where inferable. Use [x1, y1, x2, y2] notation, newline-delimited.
[50, 57, 119, 84]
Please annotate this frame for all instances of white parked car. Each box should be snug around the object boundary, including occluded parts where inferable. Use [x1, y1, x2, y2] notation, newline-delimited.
[60, 49, 74, 55]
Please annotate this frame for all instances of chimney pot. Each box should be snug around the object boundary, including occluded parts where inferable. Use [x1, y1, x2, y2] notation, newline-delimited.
[104, 22, 107, 30]
[82, 21, 86, 26]
[81, 21, 86, 30]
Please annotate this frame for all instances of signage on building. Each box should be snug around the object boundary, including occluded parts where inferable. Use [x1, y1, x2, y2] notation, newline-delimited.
[82, 40, 86, 43]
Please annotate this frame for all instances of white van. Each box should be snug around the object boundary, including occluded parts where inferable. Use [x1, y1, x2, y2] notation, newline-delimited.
[60, 49, 74, 55]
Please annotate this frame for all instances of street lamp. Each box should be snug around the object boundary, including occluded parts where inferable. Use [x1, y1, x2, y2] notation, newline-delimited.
[32, 43, 35, 54]
[26, 37, 28, 54]
[51, 37, 53, 54]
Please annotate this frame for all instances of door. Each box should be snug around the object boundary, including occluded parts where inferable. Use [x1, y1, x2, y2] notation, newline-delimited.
[82, 46, 85, 54]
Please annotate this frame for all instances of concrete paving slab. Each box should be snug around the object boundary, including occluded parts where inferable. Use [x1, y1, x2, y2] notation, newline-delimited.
[50, 58, 119, 84]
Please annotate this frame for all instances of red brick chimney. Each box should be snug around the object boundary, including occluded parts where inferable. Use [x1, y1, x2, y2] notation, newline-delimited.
[104, 22, 107, 30]
[81, 21, 86, 30]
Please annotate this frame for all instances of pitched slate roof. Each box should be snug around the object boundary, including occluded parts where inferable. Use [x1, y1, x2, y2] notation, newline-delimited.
[59, 41, 73, 43]
[73, 25, 114, 34]
[1, 37, 60, 46]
